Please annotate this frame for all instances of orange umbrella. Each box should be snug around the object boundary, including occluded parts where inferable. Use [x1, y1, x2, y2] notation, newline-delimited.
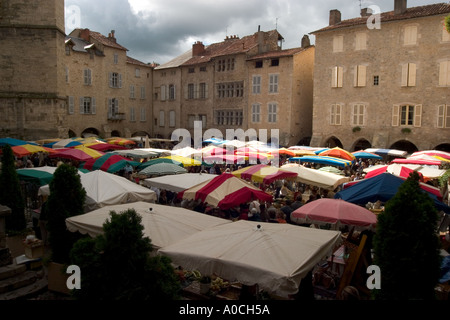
[106, 137, 136, 146]
[5, 144, 57, 157]
[318, 147, 356, 161]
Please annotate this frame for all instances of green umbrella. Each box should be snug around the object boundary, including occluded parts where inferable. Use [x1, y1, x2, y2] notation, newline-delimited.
[317, 166, 345, 175]
[17, 168, 54, 186]
[137, 157, 184, 170]
[138, 163, 187, 177]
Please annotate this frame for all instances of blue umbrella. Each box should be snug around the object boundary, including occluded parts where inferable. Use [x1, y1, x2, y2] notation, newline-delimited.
[0, 137, 38, 147]
[290, 155, 353, 168]
[352, 150, 383, 160]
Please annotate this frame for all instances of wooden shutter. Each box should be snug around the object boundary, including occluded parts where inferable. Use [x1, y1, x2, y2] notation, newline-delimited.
[160, 85, 166, 101]
[79, 97, 84, 114]
[437, 105, 445, 128]
[335, 104, 341, 125]
[392, 105, 399, 126]
[401, 64, 409, 87]
[118, 74, 122, 88]
[108, 72, 113, 87]
[413, 104, 422, 127]
[408, 63, 416, 86]
[91, 97, 96, 114]
[68, 96, 74, 114]
[332, 67, 338, 88]
[330, 104, 336, 124]
[439, 61, 450, 86]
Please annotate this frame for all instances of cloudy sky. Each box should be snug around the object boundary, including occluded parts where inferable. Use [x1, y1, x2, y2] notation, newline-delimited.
[64, 0, 443, 65]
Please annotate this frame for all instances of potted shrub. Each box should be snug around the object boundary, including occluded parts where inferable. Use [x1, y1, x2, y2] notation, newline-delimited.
[199, 275, 211, 294]
[352, 126, 361, 133]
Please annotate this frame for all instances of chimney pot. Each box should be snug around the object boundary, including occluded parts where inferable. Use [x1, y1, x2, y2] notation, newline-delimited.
[361, 8, 371, 17]
[329, 9, 341, 26]
[301, 35, 311, 48]
[192, 41, 205, 56]
[80, 28, 90, 42]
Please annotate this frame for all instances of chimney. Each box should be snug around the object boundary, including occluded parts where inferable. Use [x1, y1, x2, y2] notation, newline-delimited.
[108, 29, 116, 43]
[301, 35, 310, 48]
[394, 0, 407, 15]
[80, 28, 90, 42]
[329, 9, 341, 26]
[360, 8, 371, 17]
[192, 41, 205, 56]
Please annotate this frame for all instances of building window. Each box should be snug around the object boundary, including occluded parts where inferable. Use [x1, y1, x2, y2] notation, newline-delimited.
[188, 83, 195, 99]
[437, 105, 450, 128]
[252, 103, 261, 123]
[130, 107, 136, 122]
[188, 114, 196, 129]
[140, 107, 146, 122]
[330, 104, 342, 125]
[169, 110, 176, 127]
[269, 74, 279, 93]
[83, 69, 92, 85]
[107, 98, 120, 119]
[215, 110, 242, 126]
[130, 85, 135, 99]
[109, 72, 122, 88]
[188, 67, 195, 73]
[401, 63, 416, 87]
[352, 104, 365, 126]
[355, 32, 367, 51]
[159, 110, 165, 127]
[354, 65, 367, 87]
[200, 66, 207, 72]
[439, 60, 450, 86]
[140, 87, 146, 99]
[80, 97, 96, 115]
[160, 85, 166, 101]
[65, 67, 69, 83]
[332, 66, 344, 88]
[255, 60, 263, 68]
[392, 104, 422, 127]
[252, 75, 261, 94]
[373, 75, 380, 86]
[199, 83, 208, 99]
[404, 25, 418, 46]
[217, 82, 244, 98]
[169, 84, 176, 100]
[217, 58, 235, 71]
[271, 59, 279, 67]
[333, 35, 344, 52]
[268, 103, 277, 123]
[114, 53, 119, 64]
[65, 46, 71, 55]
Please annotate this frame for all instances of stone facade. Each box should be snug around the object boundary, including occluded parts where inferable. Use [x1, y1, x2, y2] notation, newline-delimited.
[153, 29, 315, 147]
[311, 1, 450, 152]
[0, 0, 68, 140]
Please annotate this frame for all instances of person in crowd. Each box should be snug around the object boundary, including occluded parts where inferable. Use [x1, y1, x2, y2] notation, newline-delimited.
[290, 196, 303, 211]
[275, 210, 287, 223]
[248, 208, 261, 221]
[280, 200, 293, 224]
[259, 202, 270, 222]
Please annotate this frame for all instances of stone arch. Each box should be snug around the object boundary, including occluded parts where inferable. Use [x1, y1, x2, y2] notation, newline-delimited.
[389, 140, 418, 154]
[351, 138, 372, 152]
[110, 130, 121, 137]
[81, 127, 100, 138]
[323, 136, 343, 148]
[434, 143, 450, 152]
[68, 129, 77, 138]
[132, 131, 150, 137]
[297, 136, 311, 146]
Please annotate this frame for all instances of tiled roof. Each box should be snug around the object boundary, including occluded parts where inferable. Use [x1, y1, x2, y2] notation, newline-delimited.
[181, 29, 283, 66]
[126, 56, 152, 67]
[246, 46, 311, 61]
[311, 2, 450, 34]
[88, 30, 128, 51]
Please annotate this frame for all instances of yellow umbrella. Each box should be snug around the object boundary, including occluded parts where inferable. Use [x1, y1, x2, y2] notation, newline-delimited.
[160, 155, 202, 166]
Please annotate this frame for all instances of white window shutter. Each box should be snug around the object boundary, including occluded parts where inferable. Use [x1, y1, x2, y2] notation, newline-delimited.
[161, 85, 166, 101]
[413, 104, 422, 127]
[108, 98, 112, 118]
[337, 67, 343, 87]
[68, 96, 74, 114]
[392, 105, 399, 126]
[79, 97, 84, 114]
[108, 72, 113, 88]
[401, 64, 408, 87]
[439, 61, 450, 86]
[408, 63, 416, 86]
[358, 65, 366, 87]
[118, 74, 122, 88]
[353, 66, 358, 87]
[330, 104, 336, 124]
[332, 67, 338, 88]
[446, 105, 450, 128]
[437, 105, 445, 128]
[336, 104, 341, 125]
[91, 97, 96, 114]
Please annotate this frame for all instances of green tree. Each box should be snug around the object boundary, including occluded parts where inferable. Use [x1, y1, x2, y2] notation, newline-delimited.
[70, 208, 181, 300]
[46, 164, 86, 264]
[0, 145, 26, 232]
[373, 172, 442, 300]
[445, 14, 450, 33]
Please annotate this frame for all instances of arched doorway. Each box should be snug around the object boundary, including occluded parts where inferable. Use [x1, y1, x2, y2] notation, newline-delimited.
[389, 140, 418, 154]
[68, 129, 76, 138]
[111, 130, 121, 137]
[297, 136, 311, 146]
[434, 143, 450, 152]
[352, 138, 371, 151]
[324, 136, 343, 148]
[81, 127, 99, 138]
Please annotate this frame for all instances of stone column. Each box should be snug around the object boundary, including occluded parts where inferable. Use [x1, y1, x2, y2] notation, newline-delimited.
[0, 205, 12, 267]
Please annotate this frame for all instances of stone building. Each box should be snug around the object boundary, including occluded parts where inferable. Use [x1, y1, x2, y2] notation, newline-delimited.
[153, 28, 314, 147]
[64, 28, 154, 138]
[0, 0, 68, 140]
[310, 0, 450, 153]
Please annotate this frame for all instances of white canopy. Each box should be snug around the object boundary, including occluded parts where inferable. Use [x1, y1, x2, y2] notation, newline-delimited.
[143, 173, 217, 193]
[40, 170, 157, 212]
[363, 163, 446, 179]
[66, 201, 231, 250]
[158, 220, 341, 298]
[280, 163, 350, 190]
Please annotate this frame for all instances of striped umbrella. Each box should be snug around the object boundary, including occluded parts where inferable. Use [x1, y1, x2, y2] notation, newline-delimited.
[231, 164, 298, 184]
[0, 137, 38, 147]
[318, 147, 356, 161]
[49, 146, 104, 162]
[6, 144, 57, 157]
[81, 153, 141, 173]
[106, 137, 137, 146]
[289, 156, 353, 168]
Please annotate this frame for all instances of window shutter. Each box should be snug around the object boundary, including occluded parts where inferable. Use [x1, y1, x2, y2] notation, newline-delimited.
[118, 74, 122, 88]
[337, 67, 343, 88]
[194, 84, 198, 99]
[392, 105, 399, 126]
[205, 84, 209, 99]
[413, 104, 422, 127]
[108, 72, 113, 88]
[336, 104, 341, 125]
[439, 61, 450, 86]
[437, 104, 445, 128]
[161, 85, 166, 101]
[401, 64, 408, 87]
[79, 97, 84, 114]
[91, 97, 96, 114]
[68, 96, 74, 114]
[352, 104, 357, 125]
[173, 85, 176, 99]
[330, 104, 336, 124]
[408, 63, 416, 86]
[446, 105, 450, 128]
[108, 98, 112, 118]
[358, 65, 366, 87]
[332, 67, 338, 88]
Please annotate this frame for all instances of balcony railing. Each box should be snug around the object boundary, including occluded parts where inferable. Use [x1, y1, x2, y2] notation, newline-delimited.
[108, 112, 126, 121]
